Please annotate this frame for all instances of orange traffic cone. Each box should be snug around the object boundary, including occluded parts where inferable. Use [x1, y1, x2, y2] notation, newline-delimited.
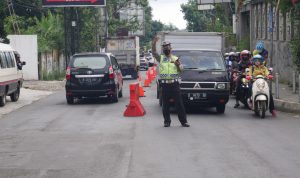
[139, 85, 145, 97]
[144, 78, 150, 87]
[124, 83, 146, 117]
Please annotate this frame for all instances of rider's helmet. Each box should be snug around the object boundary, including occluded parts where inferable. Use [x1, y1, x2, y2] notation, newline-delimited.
[240, 50, 251, 61]
[255, 41, 265, 53]
[228, 52, 235, 61]
[252, 54, 264, 65]
[224, 53, 229, 57]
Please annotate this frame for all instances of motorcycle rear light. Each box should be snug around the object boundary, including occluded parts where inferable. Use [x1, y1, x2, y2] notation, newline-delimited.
[66, 67, 71, 80]
[109, 66, 115, 79]
[66, 91, 72, 96]
[219, 99, 225, 103]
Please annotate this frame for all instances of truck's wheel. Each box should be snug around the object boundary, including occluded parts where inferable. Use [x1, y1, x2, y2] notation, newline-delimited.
[0, 94, 6, 107]
[10, 84, 20, 102]
[216, 104, 226, 114]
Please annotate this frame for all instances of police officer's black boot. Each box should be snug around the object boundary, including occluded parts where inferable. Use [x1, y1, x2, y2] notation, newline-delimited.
[181, 123, 190, 127]
[164, 122, 171, 127]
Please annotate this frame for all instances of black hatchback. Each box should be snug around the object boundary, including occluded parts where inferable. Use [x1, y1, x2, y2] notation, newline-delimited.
[65, 53, 123, 104]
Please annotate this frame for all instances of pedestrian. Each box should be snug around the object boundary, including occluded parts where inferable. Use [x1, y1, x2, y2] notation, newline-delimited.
[152, 37, 189, 127]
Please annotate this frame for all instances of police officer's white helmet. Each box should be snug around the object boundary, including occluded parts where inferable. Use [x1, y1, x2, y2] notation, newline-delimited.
[162, 41, 171, 47]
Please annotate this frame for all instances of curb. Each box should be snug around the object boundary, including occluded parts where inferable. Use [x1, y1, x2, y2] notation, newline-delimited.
[274, 99, 300, 114]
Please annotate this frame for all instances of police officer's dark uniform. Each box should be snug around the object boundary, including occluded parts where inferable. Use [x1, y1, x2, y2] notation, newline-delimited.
[152, 39, 189, 127]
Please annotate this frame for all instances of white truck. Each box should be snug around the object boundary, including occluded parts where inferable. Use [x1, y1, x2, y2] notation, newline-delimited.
[155, 32, 225, 53]
[106, 36, 140, 79]
[155, 32, 230, 113]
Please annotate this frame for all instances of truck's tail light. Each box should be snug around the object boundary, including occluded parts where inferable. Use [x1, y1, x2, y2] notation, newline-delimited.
[66, 66, 71, 80]
[109, 66, 115, 79]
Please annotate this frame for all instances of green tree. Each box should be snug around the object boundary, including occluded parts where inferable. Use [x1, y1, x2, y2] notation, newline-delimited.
[25, 12, 64, 53]
[181, 0, 209, 32]
[0, 1, 9, 43]
[181, 0, 233, 32]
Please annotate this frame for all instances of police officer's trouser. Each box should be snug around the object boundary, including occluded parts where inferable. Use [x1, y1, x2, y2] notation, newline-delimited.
[161, 82, 187, 124]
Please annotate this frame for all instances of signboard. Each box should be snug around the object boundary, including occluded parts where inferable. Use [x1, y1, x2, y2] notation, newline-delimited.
[198, 4, 214, 10]
[42, 0, 106, 7]
[197, 0, 231, 4]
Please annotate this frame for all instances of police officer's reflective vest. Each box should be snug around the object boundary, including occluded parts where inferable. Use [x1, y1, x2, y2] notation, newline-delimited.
[159, 55, 180, 80]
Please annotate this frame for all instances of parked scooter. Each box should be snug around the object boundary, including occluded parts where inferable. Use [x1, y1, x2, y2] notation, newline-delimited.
[235, 71, 251, 108]
[250, 75, 270, 118]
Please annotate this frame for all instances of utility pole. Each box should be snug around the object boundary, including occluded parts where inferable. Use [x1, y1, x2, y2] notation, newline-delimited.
[270, 5, 274, 68]
[269, 2, 278, 94]
[6, 0, 20, 34]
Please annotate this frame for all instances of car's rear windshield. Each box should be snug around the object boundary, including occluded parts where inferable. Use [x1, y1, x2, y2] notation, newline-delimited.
[173, 51, 225, 71]
[71, 55, 108, 69]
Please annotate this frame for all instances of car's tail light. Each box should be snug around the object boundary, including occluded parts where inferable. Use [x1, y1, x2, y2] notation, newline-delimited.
[66, 66, 71, 80]
[109, 66, 115, 79]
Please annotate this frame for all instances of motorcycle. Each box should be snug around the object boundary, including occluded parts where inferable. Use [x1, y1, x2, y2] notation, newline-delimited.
[230, 69, 239, 95]
[235, 71, 251, 108]
[251, 75, 270, 118]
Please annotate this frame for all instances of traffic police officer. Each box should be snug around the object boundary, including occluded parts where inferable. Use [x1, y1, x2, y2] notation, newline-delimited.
[152, 37, 189, 127]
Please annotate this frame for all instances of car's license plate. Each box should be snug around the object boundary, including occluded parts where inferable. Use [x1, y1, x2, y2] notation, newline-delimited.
[79, 78, 100, 84]
[188, 93, 207, 100]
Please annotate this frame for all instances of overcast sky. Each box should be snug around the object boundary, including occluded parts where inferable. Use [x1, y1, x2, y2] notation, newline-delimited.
[149, 0, 189, 30]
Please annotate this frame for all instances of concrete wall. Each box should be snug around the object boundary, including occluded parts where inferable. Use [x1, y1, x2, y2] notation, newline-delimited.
[7, 35, 39, 80]
[245, 3, 296, 83]
[39, 50, 66, 79]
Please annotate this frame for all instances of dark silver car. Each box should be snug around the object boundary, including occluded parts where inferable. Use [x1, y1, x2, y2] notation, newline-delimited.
[65, 53, 123, 104]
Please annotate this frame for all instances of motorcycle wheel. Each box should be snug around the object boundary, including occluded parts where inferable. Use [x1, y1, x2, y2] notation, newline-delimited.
[259, 101, 266, 119]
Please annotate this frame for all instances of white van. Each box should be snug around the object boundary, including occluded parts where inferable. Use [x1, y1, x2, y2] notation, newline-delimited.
[0, 43, 26, 107]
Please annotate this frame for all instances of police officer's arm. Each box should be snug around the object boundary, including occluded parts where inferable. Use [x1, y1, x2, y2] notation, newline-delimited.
[152, 37, 160, 62]
[175, 57, 183, 72]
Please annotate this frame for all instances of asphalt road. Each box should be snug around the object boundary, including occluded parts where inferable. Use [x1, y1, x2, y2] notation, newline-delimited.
[0, 75, 300, 178]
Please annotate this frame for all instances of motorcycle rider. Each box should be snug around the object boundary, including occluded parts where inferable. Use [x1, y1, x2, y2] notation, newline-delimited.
[246, 54, 277, 117]
[234, 50, 252, 108]
[226, 52, 234, 71]
[228, 52, 239, 94]
[253, 41, 269, 66]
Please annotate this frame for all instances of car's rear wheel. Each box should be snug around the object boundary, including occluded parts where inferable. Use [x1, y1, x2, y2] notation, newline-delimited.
[111, 87, 119, 103]
[118, 87, 123, 98]
[216, 104, 226, 114]
[0, 94, 6, 107]
[66, 95, 74, 104]
[10, 84, 20, 102]
[132, 72, 138, 79]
